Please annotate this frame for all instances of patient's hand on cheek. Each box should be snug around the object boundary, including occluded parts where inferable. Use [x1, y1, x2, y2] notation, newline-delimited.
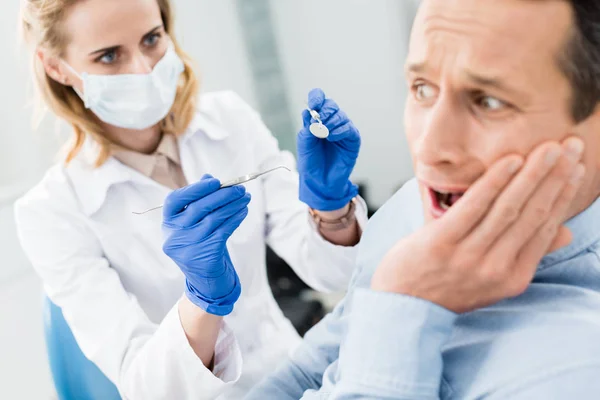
[371, 138, 585, 314]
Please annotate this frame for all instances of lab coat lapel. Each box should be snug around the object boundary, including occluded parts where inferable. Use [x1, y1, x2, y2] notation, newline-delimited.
[67, 137, 171, 217]
[178, 110, 246, 185]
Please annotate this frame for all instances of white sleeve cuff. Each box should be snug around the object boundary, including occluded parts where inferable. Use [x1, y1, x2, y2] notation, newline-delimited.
[301, 197, 368, 293]
[118, 303, 244, 400]
[167, 302, 243, 392]
[212, 320, 243, 383]
[354, 196, 369, 230]
[307, 195, 369, 244]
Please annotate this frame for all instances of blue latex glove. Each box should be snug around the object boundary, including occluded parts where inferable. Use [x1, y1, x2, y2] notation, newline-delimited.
[162, 175, 251, 316]
[298, 88, 361, 211]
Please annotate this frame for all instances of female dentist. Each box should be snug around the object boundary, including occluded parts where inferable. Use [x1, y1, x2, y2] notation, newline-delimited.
[16, 0, 367, 398]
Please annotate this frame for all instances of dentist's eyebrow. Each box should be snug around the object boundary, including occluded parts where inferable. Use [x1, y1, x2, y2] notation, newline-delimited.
[89, 25, 163, 56]
[89, 45, 119, 56]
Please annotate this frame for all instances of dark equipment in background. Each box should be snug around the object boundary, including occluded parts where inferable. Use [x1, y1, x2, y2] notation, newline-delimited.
[266, 183, 377, 336]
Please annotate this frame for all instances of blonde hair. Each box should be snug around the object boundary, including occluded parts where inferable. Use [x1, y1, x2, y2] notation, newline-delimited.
[20, 0, 199, 166]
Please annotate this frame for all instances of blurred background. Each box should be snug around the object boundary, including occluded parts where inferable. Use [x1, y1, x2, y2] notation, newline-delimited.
[0, 0, 419, 398]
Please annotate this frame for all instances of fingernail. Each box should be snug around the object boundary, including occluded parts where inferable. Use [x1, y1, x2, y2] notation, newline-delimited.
[565, 139, 584, 162]
[508, 158, 523, 174]
[570, 164, 585, 184]
[545, 147, 562, 166]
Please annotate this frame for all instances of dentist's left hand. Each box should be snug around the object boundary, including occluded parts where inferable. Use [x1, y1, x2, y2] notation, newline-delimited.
[162, 175, 251, 316]
[297, 88, 361, 211]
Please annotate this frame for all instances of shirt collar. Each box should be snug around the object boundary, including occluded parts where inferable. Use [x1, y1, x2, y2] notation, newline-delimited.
[112, 149, 155, 177]
[539, 196, 600, 269]
[68, 107, 230, 216]
[157, 132, 181, 164]
[179, 106, 230, 143]
[66, 138, 135, 216]
[112, 133, 182, 178]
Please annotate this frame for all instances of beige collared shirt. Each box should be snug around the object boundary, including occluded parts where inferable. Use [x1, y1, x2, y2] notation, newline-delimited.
[112, 133, 188, 189]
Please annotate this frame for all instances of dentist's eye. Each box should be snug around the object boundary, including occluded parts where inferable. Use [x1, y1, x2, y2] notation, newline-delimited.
[143, 32, 162, 47]
[97, 50, 118, 65]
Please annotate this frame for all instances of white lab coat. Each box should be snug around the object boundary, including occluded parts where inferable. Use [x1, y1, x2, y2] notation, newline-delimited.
[14, 91, 367, 400]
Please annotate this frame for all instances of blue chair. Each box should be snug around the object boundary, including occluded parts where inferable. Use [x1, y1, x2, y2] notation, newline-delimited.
[43, 296, 121, 400]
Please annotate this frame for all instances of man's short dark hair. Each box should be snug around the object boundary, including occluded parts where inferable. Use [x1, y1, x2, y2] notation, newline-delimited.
[559, 1, 600, 122]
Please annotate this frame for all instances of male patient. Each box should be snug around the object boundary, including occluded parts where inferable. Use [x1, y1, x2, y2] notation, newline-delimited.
[247, 0, 600, 399]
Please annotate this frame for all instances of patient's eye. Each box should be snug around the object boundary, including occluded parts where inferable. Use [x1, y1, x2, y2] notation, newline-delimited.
[476, 95, 506, 111]
[413, 82, 437, 102]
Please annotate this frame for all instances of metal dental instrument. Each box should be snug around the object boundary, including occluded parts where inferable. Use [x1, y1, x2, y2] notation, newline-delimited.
[132, 165, 291, 215]
[307, 105, 330, 139]
[218, 165, 291, 188]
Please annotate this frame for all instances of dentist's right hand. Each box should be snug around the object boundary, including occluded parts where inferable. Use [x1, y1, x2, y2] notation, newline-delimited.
[162, 175, 251, 316]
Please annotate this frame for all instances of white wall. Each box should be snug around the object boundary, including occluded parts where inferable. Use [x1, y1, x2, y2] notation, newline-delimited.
[269, 0, 419, 208]
[0, 0, 59, 395]
[173, 0, 258, 108]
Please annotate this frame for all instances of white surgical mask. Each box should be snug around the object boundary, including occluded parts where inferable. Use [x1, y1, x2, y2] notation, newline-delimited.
[63, 44, 184, 130]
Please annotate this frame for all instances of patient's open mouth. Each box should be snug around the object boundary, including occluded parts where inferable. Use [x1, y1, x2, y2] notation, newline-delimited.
[428, 187, 465, 218]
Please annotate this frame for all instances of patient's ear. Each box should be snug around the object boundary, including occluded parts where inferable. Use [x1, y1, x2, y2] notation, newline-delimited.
[571, 101, 600, 136]
[576, 101, 600, 130]
[570, 102, 600, 175]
